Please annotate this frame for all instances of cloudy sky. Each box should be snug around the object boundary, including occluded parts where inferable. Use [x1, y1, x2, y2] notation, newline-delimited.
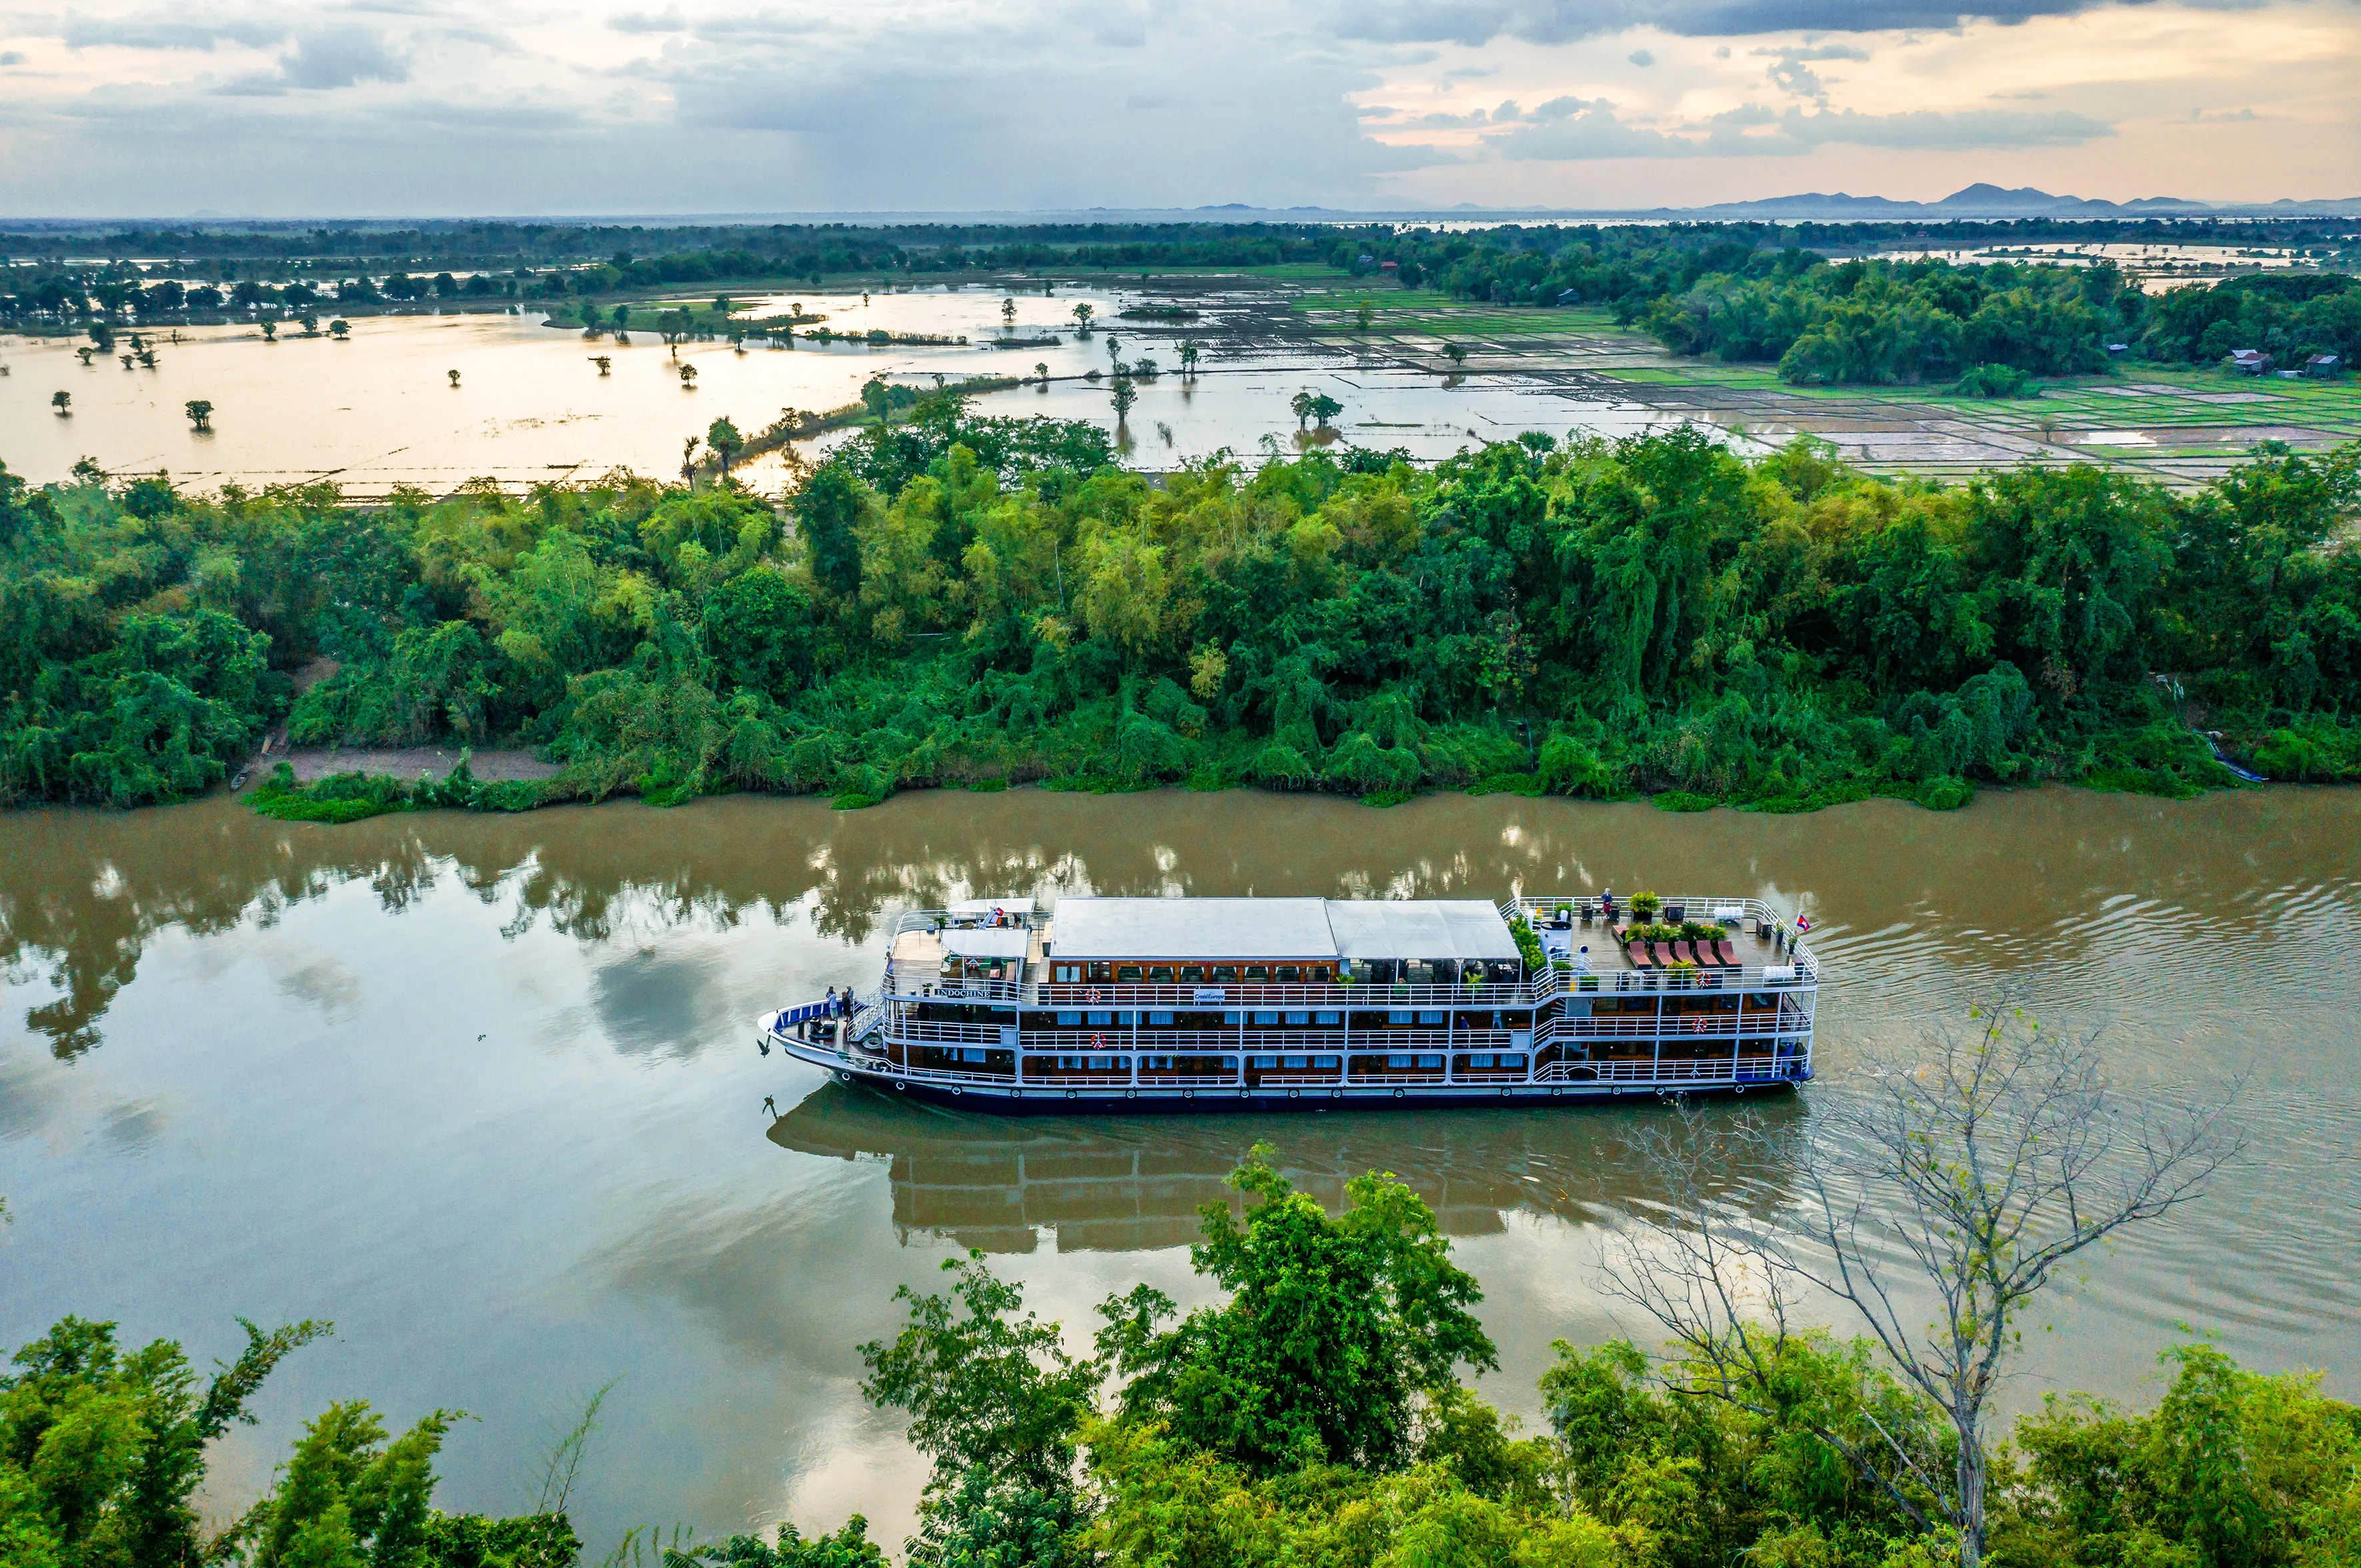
[0, 0, 2353, 216]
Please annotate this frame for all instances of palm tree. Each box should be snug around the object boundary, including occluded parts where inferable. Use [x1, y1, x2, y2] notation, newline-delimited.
[1290, 390, 1315, 429]
[707, 416, 744, 476]
[185, 400, 214, 431]
[590, 356, 612, 375]
[681, 436, 700, 480]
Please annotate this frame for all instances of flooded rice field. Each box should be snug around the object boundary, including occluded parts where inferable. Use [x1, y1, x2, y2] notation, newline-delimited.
[0, 784, 2356, 1551]
[4, 277, 2354, 494]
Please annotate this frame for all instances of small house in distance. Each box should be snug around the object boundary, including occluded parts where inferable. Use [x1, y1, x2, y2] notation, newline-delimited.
[2228, 349, 2274, 375]
[2106, 342, 2129, 358]
[2307, 353, 2344, 379]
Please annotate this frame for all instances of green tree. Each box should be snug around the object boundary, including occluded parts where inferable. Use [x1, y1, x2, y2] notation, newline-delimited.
[702, 570, 815, 695]
[0, 1314, 329, 1568]
[1072, 303, 1094, 333]
[707, 416, 746, 476]
[860, 1254, 1102, 1499]
[1110, 376, 1138, 424]
[184, 400, 214, 431]
[328, 319, 349, 339]
[50, 391, 69, 415]
[1096, 1146, 1497, 1475]
[1308, 392, 1343, 428]
[1290, 391, 1315, 429]
[798, 465, 866, 599]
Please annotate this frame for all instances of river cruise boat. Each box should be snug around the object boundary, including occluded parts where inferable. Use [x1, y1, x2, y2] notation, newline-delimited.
[758, 894, 1819, 1112]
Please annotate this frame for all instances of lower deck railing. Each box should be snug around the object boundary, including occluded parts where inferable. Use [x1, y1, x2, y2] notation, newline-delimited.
[777, 1027, 1805, 1094]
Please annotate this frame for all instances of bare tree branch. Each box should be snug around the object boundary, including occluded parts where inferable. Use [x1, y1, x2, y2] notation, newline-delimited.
[1595, 986, 2242, 1568]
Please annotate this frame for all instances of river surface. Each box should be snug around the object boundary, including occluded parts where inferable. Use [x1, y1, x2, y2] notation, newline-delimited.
[0, 283, 1703, 492]
[1, 786, 2356, 1551]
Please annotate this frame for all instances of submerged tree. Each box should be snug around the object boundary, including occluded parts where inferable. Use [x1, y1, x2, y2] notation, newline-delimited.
[1110, 375, 1137, 425]
[329, 319, 350, 339]
[1071, 302, 1094, 333]
[50, 391, 69, 415]
[185, 399, 214, 431]
[707, 416, 745, 476]
[590, 355, 612, 375]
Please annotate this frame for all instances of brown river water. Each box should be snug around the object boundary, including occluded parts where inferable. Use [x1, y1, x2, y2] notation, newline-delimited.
[1, 785, 2355, 1549]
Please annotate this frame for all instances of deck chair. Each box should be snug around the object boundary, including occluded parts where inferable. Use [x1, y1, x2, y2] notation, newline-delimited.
[1627, 940, 1654, 969]
[1712, 939, 1739, 969]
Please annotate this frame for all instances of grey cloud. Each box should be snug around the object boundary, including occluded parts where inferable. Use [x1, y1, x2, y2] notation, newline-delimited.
[280, 26, 408, 87]
[0, 50, 25, 64]
[1753, 43, 1873, 59]
[608, 7, 688, 32]
[1336, 0, 2196, 47]
[1627, 46, 1654, 63]
[1445, 63, 1499, 75]
[61, 15, 291, 50]
[1480, 94, 2111, 159]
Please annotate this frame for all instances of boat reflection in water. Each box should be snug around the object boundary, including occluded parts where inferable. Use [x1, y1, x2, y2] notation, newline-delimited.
[767, 1078, 1803, 1255]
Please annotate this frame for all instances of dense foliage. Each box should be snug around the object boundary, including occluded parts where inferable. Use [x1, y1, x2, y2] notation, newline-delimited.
[0, 1313, 574, 1568]
[825, 1148, 2361, 1568]
[5, 1147, 2356, 1566]
[6, 414, 2360, 815]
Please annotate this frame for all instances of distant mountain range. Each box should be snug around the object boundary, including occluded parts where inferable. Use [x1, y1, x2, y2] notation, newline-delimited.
[1667, 183, 2361, 219]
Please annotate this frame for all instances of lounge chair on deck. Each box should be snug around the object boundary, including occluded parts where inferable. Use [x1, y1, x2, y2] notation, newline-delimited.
[1653, 942, 1679, 970]
[1671, 941, 1697, 965]
[1712, 939, 1739, 969]
[1627, 941, 1654, 969]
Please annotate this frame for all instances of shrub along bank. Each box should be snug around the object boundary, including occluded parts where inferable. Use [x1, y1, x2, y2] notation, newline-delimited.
[3, 403, 2357, 820]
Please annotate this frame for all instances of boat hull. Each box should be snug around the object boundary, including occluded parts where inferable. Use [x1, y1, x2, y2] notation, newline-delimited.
[791, 1056, 1805, 1116]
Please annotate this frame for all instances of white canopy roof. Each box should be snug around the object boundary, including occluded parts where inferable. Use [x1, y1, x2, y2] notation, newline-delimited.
[1326, 900, 1521, 962]
[943, 928, 1032, 960]
[1045, 896, 1518, 964]
[950, 896, 1035, 916]
[1051, 898, 1337, 961]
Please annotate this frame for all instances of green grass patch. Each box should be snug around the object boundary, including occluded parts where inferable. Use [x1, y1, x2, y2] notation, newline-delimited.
[1651, 790, 1719, 812]
[830, 790, 884, 809]
[1465, 772, 1545, 797]
[1361, 788, 1415, 808]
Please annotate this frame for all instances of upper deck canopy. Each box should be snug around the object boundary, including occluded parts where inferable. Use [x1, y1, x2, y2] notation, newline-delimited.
[1045, 897, 1519, 964]
[1051, 898, 1337, 961]
[1326, 900, 1521, 962]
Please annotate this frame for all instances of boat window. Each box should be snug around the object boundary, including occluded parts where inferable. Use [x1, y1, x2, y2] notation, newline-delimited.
[1251, 1055, 1276, 1069]
[1243, 964, 1270, 981]
[1469, 1053, 1495, 1068]
[1225, 1011, 1242, 1026]
[958, 1048, 986, 1063]
[1387, 1054, 1413, 1069]
[1388, 1010, 1412, 1025]
[1088, 1010, 1114, 1027]
[1276, 965, 1301, 982]
[1148, 1011, 1175, 1026]
[1092, 1055, 1116, 1070]
[1315, 1010, 1341, 1026]
[1282, 1055, 1307, 1070]
[1053, 965, 1080, 983]
[1212, 966, 1239, 982]
[1117, 965, 1142, 981]
[1313, 1056, 1339, 1070]
[1417, 1010, 1445, 1026]
[1284, 1010, 1309, 1026]
[1252, 1010, 1280, 1026]
[1150, 966, 1175, 983]
[1419, 1054, 1443, 1069]
[1503, 1054, 1526, 1070]
[1180, 965, 1205, 982]
[1144, 1056, 1171, 1070]
[1058, 1012, 1082, 1026]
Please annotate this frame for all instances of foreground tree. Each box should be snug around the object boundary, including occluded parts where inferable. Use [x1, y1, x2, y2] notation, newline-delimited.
[0, 1314, 328, 1567]
[1096, 1146, 1497, 1475]
[1601, 996, 2241, 1568]
[185, 400, 213, 431]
